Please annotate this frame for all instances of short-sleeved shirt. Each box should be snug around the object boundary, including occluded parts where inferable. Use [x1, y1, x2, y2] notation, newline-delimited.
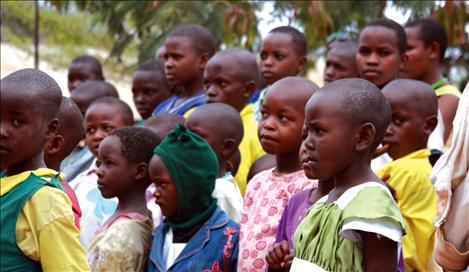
[238, 169, 315, 271]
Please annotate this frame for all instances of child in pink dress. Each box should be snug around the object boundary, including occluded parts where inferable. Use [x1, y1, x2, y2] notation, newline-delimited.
[238, 77, 318, 271]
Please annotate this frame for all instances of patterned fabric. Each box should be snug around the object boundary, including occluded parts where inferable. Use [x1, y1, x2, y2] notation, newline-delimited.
[87, 213, 153, 272]
[293, 182, 405, 272]
[69, 160, 118, 249]
[238, 169, 315, 271]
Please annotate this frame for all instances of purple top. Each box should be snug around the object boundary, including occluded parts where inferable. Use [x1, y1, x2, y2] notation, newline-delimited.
[274, 188, 314, 251]
[272, 188, 406, 272]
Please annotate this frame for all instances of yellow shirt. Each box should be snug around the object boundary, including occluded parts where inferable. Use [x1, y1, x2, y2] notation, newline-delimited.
[234, 104, 265, 195]
[376, 149, 438, 272]
[1, 168, 90, 271]
[435, 85, 461, 98]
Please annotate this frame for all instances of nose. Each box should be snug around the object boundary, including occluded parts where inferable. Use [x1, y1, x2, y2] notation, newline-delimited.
[205, 84, 217, 98]
[134, 92, 145, 104]
[96, 165, 103, 179]
[261, 116, 276, 131]
[366, 52, 378, 66]
[71, 80, 82, 90]
[385, 125, 394, 137]
[304, 134, 315, 150]
[93, 129, 106, 143]
[165, 58, 174, 70]
[263, 56, 274, 67]
[152, 186, 161, 199]
[324, 66, 334, 80]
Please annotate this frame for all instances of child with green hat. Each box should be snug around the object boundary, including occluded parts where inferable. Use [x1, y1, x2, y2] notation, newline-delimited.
[147, 124, 239, 271]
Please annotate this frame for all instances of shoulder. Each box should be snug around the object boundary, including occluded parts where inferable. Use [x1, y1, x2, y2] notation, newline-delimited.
[383, 156, 433, 188]
[435, 85, 461, 98]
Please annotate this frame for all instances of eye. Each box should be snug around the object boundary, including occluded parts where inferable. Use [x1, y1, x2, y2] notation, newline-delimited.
[86, 127, 96, 134]
[302, 127, 308, 140]
[260, 110, 268, 119]
[96, 160, 102, 167]
[279, 114, 289, 122]
[358, 47, 370, 56]
[274, 52, 285, 61]
[378, 49, 392, 57]
[103, 125, 115, 132]
[393, 118, 404, 126]
[12, 119, 24, 127]
[260, 52, 267, 60]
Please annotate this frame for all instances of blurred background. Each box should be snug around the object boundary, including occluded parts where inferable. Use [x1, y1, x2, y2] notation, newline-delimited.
[1, 0, 468, 109]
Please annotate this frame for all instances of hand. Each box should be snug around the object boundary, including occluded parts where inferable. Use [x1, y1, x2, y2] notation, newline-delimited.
[372, 144, 390, 159]
[266, 240, 293, 271]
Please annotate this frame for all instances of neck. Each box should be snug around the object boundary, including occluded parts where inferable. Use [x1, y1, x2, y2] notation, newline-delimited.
[182, 76, 204, 98]
[422, 66, 444, 86]
[7, 152, 46, 176]
[331, 155, 376, 196]
[217, 161, 227, 178]
[274, 150, 302, 174]
[172, 220, 205, 243]
[116, 182, 148, 215]
[317, 178, 335, 196]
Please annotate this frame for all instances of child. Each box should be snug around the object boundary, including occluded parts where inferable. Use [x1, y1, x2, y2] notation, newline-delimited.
[143, 113, 184, 227]
[203, 48, 265, 194]
[377, 79, 439, 272]
[68, 54, 105, 92]
[143, 113, 185, 140]
[292, 78, 406, 271]
[132, 59, 171, 123]
[402, 18, 460, 143]
[253, 26, 307, 121]
[0, 69, 89, 271]
[147, 125, 239, 271]
[323, 40, 359, 84]
[61, 80, 119, 182]
[44, 96, 84, 229]
[356, 18, 407, 89]
[238, 77, 318, 271]
[266, 138, 334, 271]
[185, 103, 244, 222]
[152, 24, 216, 118]
[70, 80, 120, 117]
[87, 127, 159, 271]
[69, 97, 134, 249]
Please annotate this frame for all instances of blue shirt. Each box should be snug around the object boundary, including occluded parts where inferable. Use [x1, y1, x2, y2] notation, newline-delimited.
[152, 94, 206, 117]
[148, 207, 239, 272]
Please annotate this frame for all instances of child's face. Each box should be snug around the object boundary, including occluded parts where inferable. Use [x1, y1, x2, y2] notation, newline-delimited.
[84, 104, 127, 157]
[149, 154, 178, 219]
[96, 136, 136, 198]
[0, 91, 50, 172]
[132, 71, 170, 119]
[302, 93, 356, 180]
[299, 125, 314, 179]
[356, 26, 402, 88]
[204, 59, 250, 112]
[400, 26, 432, 80]
[323, 48, 358, 84]
[164, 36, 204, 89]
[259, 33, 305, 85]
[258, 89, 305, 155]
[68, 62, 101, 92]
[382, 91, 429, 160]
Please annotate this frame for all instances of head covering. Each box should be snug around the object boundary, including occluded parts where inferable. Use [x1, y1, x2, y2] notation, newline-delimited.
[154, 124, 218, 229]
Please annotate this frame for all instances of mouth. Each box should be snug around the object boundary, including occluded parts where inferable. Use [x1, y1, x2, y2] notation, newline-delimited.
[261, 71, 275, 79]
[165, 73, 176, 81]
[260, 134, 277, 143]
[362, 69, 380, 78]
[0, 145, 10, 154]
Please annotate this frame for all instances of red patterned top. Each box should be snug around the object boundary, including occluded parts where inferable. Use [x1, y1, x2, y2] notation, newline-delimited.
[238, 169, 316, 271]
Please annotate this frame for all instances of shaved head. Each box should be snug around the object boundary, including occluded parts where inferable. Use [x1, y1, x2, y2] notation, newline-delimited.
[382, 79, 437, 117]
[209, 48, 259, 85]
[266, 76, 319, 108]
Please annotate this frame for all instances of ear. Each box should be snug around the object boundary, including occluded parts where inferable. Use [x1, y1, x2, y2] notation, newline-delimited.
[355, 122, 376, 152]
[197, 53, 210, 71]
[45, 135, 65, 155]
[134, 162, 148, 181]
[46, 118, 59, 140]
[221, 139, 238, 159]
[424, 115, 438, 135]
[297, 56, 307, 74]
[399, 53, 409, 72]
[243, 80, 257, 100]
[428, 42, 440, 62]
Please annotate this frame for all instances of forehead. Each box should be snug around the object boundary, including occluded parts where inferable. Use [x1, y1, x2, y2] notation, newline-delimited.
[149, 154, 172, 176]
[1, 88, 45, 115]
[404, 26, 422, 42]
[205, 56, 244, 80]
[264, 86, 307, 111]
[306, 92, 344, 116]
[327, 47, 356, 62]
[359, 26, 398, 47]
[133, 70, 164, 84]
[165, 36, 197, 53]
[99, 135, 122, 153]
[85, 103, 124, 121]
[262, 33, 294, 50]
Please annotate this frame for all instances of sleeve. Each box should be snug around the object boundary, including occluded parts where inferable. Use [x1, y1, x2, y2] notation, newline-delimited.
[340, 185, 406, 244]
[274, 200, 291, 245]
[229, 229, 239, 272]
[20, 186, 89, 271]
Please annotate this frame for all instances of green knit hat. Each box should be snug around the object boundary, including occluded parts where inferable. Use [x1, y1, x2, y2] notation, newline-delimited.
[153, 124, 218, 229]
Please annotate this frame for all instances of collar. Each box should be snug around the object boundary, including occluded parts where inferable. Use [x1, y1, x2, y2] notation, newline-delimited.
[398, 149, 431, 161]
[1, 168, 60, 196]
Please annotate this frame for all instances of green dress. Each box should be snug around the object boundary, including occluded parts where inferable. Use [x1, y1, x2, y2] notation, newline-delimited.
[293, 182, 405, 272]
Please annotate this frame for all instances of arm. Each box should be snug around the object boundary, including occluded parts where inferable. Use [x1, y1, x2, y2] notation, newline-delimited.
[361, 231, 397, 272]
[438, 95, 459, 142]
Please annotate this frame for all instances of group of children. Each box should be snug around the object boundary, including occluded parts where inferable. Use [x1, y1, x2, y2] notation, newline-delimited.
[1, 16, 465, 272]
